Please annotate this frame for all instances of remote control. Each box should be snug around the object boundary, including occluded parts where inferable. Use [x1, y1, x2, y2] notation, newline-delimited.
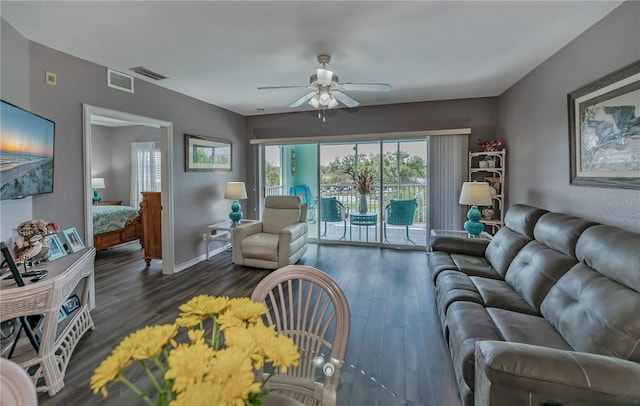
[30, 271, 48, 283]
[4, 270, 47, 279]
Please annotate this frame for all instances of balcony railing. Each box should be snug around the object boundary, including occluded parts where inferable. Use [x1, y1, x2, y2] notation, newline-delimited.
[266, 183, 427, 224]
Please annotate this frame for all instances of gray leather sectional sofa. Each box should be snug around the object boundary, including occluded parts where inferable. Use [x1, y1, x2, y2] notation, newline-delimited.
[429, 204, 640, 406]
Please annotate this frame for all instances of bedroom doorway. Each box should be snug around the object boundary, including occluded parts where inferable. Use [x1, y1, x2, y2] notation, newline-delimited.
[82, 105, 175, 275]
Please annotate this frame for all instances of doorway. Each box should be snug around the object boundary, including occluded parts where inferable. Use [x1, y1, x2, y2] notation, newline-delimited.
[82, 105, 176, 275]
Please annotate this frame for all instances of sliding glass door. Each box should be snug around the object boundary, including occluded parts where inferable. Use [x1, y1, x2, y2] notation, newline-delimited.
[261, 138, 428, 248]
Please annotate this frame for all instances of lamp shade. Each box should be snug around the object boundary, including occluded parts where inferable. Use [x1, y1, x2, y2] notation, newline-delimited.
[459, 182, 492, 206]
[91, 178, 106, 189]
[224, 182, 247, 200]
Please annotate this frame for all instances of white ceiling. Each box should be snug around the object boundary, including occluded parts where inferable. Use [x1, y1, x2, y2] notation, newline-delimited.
[1, 1, 623, 116]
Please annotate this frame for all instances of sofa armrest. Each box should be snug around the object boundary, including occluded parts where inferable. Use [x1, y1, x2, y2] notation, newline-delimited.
[475, 340, 640, 406]
[279, 222, 308, 245]
[232, 222, 263, 264]
[430, 230, 489, 256]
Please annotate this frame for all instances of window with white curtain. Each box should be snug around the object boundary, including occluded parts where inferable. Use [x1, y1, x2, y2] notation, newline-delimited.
[130, 142, 161, 209]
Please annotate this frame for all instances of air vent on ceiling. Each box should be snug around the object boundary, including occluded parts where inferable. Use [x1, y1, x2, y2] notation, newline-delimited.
[107, 69, 134, 93]
[130, 66, 167, 81]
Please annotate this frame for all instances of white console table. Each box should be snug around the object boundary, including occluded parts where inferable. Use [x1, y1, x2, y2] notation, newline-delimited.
[0, 247, 96, 396]
[203, 220, 257, 259]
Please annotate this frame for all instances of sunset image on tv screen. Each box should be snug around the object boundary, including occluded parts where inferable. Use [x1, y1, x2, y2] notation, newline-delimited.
[1, 101, 55, 200]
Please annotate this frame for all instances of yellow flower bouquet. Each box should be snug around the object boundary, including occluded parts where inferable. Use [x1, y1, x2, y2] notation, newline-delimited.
[91, 295, 300, 406]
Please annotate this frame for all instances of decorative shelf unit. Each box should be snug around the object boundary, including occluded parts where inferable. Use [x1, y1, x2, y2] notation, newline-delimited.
[469, 149, 506, 234]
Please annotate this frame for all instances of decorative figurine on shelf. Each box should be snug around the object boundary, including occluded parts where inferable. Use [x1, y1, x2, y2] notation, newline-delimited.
[478, 139, 503, 152]
[482, 207, 495, 220]
[13, 220, 59, 261]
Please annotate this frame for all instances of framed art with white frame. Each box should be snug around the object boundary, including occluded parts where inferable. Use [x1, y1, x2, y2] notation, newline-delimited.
[62, 227, 85, 253]
[46, 234, 67, 261]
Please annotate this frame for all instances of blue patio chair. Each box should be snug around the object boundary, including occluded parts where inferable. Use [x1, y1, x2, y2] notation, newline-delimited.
[319, 197, 347, 239]
[290, 185, 316, 222]
[384, 199, 418, 244]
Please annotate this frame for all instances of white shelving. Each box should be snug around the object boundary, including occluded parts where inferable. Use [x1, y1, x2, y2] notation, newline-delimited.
[469, 149, 506, 234]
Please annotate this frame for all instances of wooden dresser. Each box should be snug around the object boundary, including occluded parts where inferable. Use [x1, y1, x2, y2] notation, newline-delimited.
[140, 192, 161, 265]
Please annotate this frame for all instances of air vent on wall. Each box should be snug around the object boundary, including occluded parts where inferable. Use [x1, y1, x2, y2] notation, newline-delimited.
[107, 69, 134, 93]
[130, 66, 167, 81]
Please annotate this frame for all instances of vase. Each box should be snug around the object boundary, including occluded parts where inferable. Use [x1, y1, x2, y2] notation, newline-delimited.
[358, 194, 368, 214]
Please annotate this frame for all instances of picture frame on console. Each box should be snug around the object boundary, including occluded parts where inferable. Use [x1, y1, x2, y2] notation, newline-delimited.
[184, 133, 232, 172]
[46, 234, 67, 261]
[568, 60, 640, 189]
[62, 227, 84, 253]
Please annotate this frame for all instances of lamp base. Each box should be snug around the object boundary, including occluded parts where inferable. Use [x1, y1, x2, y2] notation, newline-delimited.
[229, 200, 243, 226]
[464, 205, 485, 235]
[93, 189, 102, 204]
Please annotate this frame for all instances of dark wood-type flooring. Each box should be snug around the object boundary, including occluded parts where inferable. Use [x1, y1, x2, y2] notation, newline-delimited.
[38, 243, 461, 406]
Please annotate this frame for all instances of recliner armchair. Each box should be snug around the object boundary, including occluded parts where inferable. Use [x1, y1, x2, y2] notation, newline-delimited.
[233, 196, 308, 269]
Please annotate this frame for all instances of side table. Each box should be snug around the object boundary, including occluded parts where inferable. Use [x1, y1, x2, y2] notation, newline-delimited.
[0, 247, 96, 395]
[204, 220, 257, 259]
[349, 212, 378, 242]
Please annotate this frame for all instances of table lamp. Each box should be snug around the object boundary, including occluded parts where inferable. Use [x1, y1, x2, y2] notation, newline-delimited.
[91, 178, 105, 203]
[224, 182, 248, 226]
[458, 181, 493, 235]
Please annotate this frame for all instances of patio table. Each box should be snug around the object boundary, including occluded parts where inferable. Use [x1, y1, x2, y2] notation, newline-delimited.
[349, 212, 377, 242]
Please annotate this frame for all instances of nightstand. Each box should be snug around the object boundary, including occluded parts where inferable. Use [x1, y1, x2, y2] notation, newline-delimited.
[93, 200, 122, 206]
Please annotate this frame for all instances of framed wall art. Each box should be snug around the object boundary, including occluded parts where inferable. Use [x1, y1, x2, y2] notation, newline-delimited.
[568, 60, 640, 189]
[184, 134, 232, 172]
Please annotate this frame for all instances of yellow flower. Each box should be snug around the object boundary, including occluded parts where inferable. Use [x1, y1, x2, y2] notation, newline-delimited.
[227, 297, 268, 324]
[187, 328, 205, 343]
[119, 324, 178, 360]
[208, 348, 253, 384]
[169, 381, 225, 406]
[175, 313, 204, 328]
[165, 340, 215, 393]
[225, 321, 277, 369]
[221, 371, 263, 406]
[216, 310, 245, 329]
[264, 334, 300, 373]
[179, 294, 230, 317]
[90, 349, 131, 396]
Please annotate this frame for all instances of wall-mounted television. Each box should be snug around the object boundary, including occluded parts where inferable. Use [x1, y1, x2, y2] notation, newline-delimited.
[1, 100, 55, 200]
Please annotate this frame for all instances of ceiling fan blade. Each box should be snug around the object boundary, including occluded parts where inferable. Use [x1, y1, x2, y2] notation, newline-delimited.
[258, 85, 309, 90]
[340, 83, 391, 92]
[316, 68, 334, 85]
[289, 92, 317, 108]
[333, 91, 359, 108]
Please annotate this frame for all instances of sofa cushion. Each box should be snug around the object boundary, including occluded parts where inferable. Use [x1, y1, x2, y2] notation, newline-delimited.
[450, 254, 501, 279]
[541, 262, 640, 362]
[576, 225, 640, 292]
[503, 204, 548, 239]
[448, 302, 571, 390]
[504, 240, 578, 311]
[262, 196, 302, 234]
[471, 277, 537, 315]
[486, 308, 572, 350]
[428, 251, 459, 281]
[240, 233, 279, 262]
[533, 212, 597, 258]
[484, 228, 531, 277]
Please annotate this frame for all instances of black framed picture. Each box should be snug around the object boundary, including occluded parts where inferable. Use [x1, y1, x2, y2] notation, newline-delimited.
[568, 60, 640, 189]
[184, 134, 232, 172]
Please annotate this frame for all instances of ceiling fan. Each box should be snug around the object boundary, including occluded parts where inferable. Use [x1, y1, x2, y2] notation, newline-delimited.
[258, 55, 391, 111]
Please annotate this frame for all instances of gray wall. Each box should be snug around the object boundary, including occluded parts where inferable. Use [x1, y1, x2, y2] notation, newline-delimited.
[498, 1, 640, 231]
[92, 125, 161, 205]
[0, 19, 32, 244]
[2, 18, 247, 266]
[245, 97, 499, 215]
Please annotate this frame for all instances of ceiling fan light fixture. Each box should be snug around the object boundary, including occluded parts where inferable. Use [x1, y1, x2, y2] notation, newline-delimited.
[308, 95, 320, 109]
